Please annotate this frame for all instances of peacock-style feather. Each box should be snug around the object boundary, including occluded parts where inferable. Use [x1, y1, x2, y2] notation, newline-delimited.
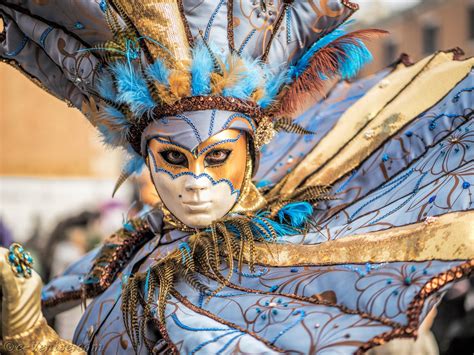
[274, 117, 316, 135]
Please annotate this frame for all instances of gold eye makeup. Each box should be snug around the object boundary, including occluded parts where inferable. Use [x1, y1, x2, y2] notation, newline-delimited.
[160, 150, 188, 168]
[204, 149, 231, 166]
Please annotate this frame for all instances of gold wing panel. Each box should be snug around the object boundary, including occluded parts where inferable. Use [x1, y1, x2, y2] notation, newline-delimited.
[278, 51, 473, 194]
[252, 211, 474, 266]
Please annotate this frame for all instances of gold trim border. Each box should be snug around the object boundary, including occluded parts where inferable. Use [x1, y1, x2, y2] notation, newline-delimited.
[252, 211, 474, 266]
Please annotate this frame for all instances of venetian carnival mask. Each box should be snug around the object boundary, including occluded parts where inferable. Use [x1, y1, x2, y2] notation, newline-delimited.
[141, 110, 258, 228]
[147, 129, 248, 228]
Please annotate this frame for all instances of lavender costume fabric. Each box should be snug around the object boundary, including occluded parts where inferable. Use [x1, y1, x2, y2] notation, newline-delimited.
[2, 0, 473, 354]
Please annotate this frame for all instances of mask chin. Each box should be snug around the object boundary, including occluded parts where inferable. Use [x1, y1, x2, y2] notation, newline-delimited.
[153, 172, 239, 229]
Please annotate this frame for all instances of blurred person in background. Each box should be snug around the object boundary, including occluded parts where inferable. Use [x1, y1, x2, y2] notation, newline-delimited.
[41, 211, 101, 281]
[0, 219, 13, 247]
[431, 279, 474, 355]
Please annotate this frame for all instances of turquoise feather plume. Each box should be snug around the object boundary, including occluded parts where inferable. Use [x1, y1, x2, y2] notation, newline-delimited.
[191, 41, 214, 95]
[288, 20, 353, 80]
[110, 61, 156, 118]
[277, 202, 313, 228]
[146, 59, 170, 86]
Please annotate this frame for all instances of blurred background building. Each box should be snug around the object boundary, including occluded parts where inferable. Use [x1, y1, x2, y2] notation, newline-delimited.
[1, 0, 473, 351]
[355, 0, 474, 74]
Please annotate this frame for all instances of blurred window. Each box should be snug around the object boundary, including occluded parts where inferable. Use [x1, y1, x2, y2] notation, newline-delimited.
[422, 25, 438, 54]
[383, 40, 398, 66]
[470, 7, 474, 40]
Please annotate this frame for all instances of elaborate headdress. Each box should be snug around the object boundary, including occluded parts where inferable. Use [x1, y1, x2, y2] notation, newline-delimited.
[1, 0, 383, 188]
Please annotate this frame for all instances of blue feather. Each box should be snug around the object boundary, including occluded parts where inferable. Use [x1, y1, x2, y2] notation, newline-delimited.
[222, 57, 261, 100]
[96, 106, 130, 147]
[146, 59, 170, 86]
[338, 40, 373, 79]
[277, 202, 313, 227]
[111, 62, 156, 118]
[144, 267, 151, 299]
[97, 125, 119, 147]
[258, 69, 290, 108]
[96, 74, 116, 101]
[124, 152, 145, 175]
[253, 216, 298, 239]
[103, 106, 127, 124]
[250, 217, 278, 241]
[123, 221, 135, 232]
[256, 180, 273, 188]
[288, 20, 353, 79]
[179, 241, 192, 264]
[191, 41, 214, 95]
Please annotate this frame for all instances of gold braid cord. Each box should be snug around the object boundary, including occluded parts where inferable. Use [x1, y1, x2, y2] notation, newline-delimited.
[121, 186, 332, 352]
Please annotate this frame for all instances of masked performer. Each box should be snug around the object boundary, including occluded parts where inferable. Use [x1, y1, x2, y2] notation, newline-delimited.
[1, 1, 473, 354]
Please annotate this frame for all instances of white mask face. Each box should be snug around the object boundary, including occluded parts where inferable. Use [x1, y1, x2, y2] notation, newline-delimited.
[147, 129, 248, 228]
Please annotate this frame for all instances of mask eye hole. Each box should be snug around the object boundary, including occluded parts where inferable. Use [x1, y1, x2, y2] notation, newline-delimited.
[160, 150, 188, 168]
[204, 149, 231, 166]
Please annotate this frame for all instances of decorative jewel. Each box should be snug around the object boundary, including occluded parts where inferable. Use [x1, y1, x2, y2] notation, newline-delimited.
[462, 181, 471, 189]
[73, 21, 85, 30]
[424, 216, 438, 225]
[7, 243, 34, 278]
[269, 284, 279, 292]
[378, 79, 390, 88]
[255, 116, 276, 148]
[99, 0, 107, 12]
[364, 129, 375, 139]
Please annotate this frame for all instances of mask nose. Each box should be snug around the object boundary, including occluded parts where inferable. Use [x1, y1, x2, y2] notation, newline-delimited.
[184, 175, 211, 192]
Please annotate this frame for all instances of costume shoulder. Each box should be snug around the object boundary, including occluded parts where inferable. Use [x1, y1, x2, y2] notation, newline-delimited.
[42, 213, 159, 317]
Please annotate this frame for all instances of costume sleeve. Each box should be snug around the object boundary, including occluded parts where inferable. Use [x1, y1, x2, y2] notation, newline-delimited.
[42, 216, 157, 318]
[41, 248, 99, 319]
